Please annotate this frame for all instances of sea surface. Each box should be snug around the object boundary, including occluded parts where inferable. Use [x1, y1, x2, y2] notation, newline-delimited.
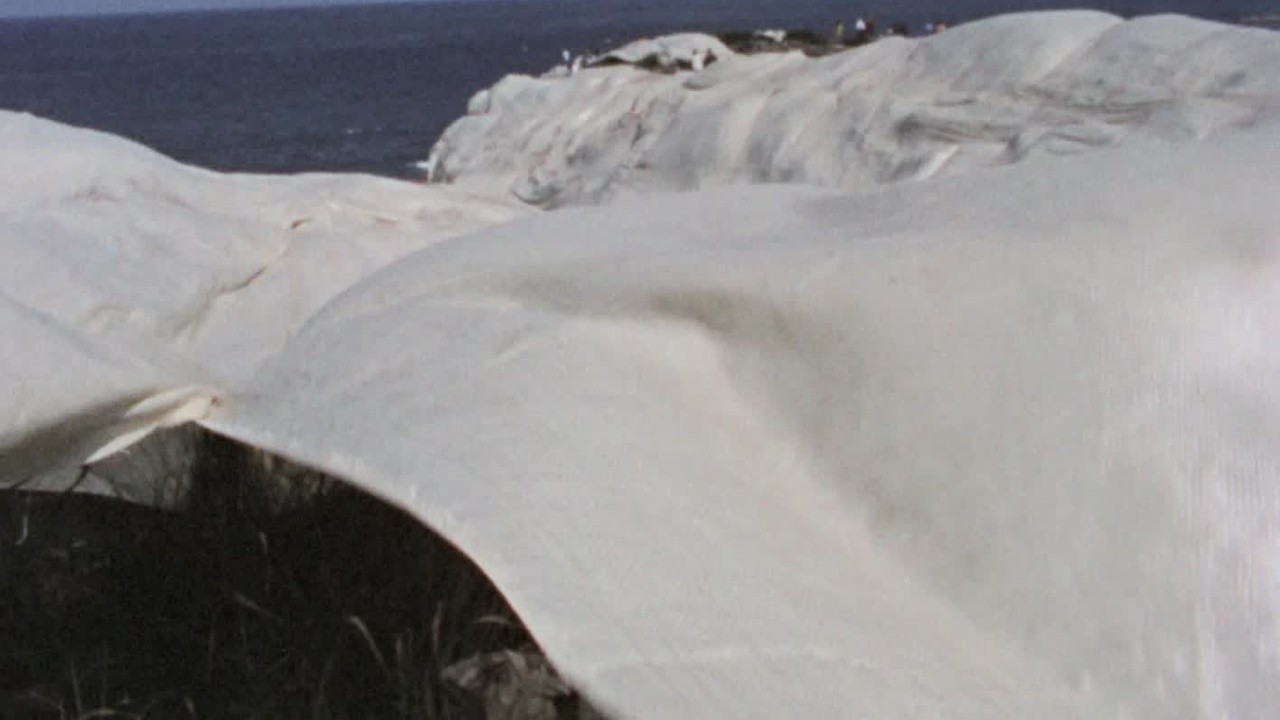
[0, 0, 1274, 178]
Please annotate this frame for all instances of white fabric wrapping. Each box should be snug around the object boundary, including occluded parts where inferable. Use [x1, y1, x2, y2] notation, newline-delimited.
[428, 11, 1280, 207]
[4, 11, 1280, 720]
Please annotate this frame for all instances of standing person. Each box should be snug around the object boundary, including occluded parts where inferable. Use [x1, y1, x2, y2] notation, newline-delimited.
[853, 17, 869, 44]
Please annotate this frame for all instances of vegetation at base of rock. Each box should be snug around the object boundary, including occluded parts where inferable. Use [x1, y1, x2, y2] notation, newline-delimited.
[0, 429, 600, 720]
[716, 27, 874, 57]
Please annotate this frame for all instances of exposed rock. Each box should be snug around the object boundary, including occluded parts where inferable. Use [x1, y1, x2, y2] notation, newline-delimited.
[444, 649, 587, 720]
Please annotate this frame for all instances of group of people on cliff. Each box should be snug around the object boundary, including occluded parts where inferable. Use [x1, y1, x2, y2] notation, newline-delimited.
[834, 16, 949, 43]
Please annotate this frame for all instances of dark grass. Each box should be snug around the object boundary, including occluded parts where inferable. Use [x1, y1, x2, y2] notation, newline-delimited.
[715, 27, 876, 58]
[0, 430, 596, 720]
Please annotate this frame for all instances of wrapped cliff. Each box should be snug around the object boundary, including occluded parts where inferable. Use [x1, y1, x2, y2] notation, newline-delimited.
[5, 11, 1280, 720]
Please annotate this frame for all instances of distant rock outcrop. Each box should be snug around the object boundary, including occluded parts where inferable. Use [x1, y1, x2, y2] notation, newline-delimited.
[424, 11, 1280, 207]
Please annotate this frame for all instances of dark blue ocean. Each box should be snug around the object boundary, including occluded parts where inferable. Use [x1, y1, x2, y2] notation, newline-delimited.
[0, 0, 1273, 178]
